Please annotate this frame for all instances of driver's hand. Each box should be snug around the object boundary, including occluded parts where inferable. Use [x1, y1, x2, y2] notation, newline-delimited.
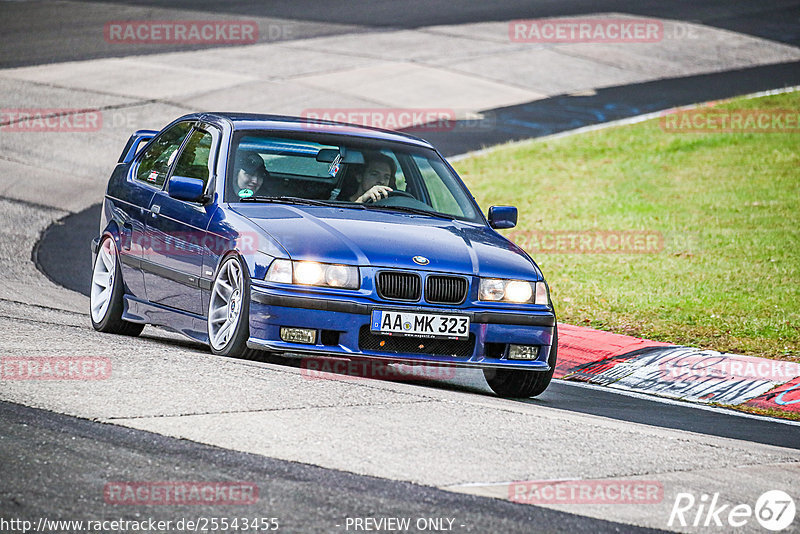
[356, 185, 393, 203]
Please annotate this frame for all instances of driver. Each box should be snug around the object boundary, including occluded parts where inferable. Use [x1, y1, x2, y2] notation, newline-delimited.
[234, 150, 270, 198]
[349, 152, 397, 203]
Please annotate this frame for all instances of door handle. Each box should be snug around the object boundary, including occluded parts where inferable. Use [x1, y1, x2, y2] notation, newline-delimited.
[151, 204, 160, 217]
[122, 222, 133, 250]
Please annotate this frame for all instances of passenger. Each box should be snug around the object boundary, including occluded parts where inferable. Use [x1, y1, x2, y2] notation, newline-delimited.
[346, 152, 397, 203]
[234, 150, 270, 198]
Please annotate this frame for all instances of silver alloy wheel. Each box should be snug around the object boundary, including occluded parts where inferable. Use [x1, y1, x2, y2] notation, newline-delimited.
[90, 238, 116, 323]
[209, 258, 244, 350]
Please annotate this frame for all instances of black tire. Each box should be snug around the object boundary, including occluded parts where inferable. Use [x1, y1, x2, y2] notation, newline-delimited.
[89, 237, 144, 336]
[208, 254, 256, 359]
[484, 326, 558, 398]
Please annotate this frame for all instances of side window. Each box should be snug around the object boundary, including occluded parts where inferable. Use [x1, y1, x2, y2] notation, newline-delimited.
[383, 151, 406, 191]
[414, 156, 464, 216]
[173, 129, 214, 187]
[135, 122, 192, 188]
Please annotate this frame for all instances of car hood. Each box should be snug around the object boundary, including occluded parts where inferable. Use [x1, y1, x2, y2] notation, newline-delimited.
[230, 205, 540, 279]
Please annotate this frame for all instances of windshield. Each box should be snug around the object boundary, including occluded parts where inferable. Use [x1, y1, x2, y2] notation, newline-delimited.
[226, 131, 481, 223]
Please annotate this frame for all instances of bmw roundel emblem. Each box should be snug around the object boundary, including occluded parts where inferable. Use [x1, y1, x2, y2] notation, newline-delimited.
[413, 256, 430, 265]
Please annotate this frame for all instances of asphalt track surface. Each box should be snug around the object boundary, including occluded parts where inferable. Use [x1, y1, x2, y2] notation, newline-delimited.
[3, 1, 800, 532]
[1, 0, 799, 67]
[1, 400, 670, 533]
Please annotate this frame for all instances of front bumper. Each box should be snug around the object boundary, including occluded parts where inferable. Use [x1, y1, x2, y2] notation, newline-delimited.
[247, 284, 556, 370]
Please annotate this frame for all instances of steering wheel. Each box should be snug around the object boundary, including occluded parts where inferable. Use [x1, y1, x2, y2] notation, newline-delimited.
[366, 190, 415, 203]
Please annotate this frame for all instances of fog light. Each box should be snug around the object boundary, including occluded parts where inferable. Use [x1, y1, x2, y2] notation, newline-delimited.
[508, 345, 539, 360]
[280, 327, 317, 344]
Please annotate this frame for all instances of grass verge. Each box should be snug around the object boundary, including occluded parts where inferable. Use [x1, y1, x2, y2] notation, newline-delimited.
[721, 403, 800, 422]
[455, 91, 800, 360]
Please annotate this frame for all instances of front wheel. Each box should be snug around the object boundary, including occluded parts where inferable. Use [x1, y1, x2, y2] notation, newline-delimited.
[208, 254, 253, 358]
[90, 236, 144, 336]
[484, 327, 558, 398]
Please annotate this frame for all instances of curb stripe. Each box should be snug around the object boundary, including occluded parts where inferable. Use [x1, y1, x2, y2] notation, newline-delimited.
[556, 324, 800, 410]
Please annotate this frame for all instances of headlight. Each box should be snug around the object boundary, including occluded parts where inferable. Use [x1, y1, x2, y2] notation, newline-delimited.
[479, 278, 549, 305]
[294, 261, 324, 285]
[325, 264, 356, 288]
[265, 259, 292, 284]
[266, 259, 359, 289]
[505, 280, 533, 303]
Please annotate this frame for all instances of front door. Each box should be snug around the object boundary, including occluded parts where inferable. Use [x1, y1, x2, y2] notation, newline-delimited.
[142, 125, 219, 316]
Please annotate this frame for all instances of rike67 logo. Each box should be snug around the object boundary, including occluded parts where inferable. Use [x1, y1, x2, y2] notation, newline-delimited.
[669, 490, 796, 531]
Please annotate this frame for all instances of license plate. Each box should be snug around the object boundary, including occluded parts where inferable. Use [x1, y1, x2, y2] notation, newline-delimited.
[370, 310, 470, 340]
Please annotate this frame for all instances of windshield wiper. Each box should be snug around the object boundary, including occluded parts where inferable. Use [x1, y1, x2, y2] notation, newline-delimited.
[241, 196, 331, 206]
[364, 204, 452, 219]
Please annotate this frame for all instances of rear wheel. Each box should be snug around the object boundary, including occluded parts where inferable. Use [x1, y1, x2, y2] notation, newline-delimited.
[208, 254, 254, 358]
[484, 327, 558, 398]
[90, 236, 144, 336]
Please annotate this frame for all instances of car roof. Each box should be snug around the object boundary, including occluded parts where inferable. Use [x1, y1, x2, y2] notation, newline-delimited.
[187, 112, 435, 149]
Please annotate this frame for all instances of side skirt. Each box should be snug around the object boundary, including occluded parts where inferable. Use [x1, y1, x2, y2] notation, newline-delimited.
[123, 295, 209, 344]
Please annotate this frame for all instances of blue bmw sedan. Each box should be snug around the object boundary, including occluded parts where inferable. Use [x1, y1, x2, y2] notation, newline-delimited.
[90, 113, 557, 397]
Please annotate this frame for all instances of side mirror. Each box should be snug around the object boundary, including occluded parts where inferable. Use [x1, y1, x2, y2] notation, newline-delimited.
[168, 175, 206, 203]
[488, 206, 517, 229]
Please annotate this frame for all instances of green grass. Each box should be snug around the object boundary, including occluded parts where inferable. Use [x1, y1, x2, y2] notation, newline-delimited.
[722, 403, 800, 422]
[455, 91, 800, 360]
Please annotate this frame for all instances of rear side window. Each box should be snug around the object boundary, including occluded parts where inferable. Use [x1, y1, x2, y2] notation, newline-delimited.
[173, 129, 214, 187]
[135, 122, 192, 188]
